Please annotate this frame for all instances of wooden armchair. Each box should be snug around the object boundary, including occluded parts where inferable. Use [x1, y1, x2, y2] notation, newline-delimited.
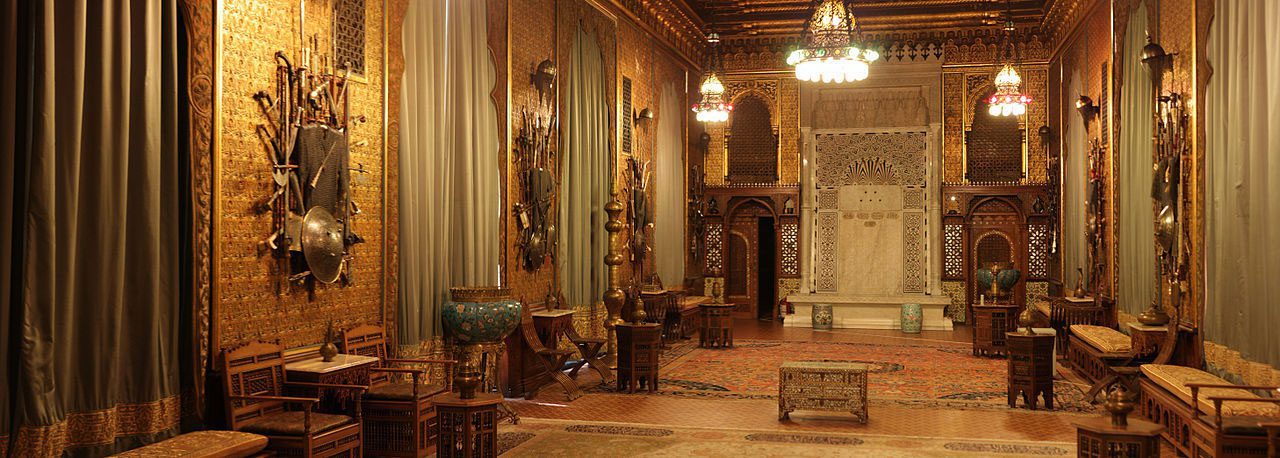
[340, 324, 456, 458]
[222, 341, 364, 457]
[1188, 383, 1280, 457]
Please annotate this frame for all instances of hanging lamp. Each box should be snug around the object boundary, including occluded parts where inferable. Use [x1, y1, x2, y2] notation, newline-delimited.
[693, 32, 732, 123]
[988, 3, 1030, 117]
[785, 0, 878, 83]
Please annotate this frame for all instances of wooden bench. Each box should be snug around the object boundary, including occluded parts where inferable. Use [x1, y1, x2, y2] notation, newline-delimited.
[1138, 364, 1280, 457]
[113, 431, 269, 457]
[678, 295, 712, 339]
[1066, 324, 1132, 386]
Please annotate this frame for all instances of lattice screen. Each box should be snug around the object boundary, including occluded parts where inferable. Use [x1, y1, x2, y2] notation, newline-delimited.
[726, 96, 777, 182]
[705, 222, 723, 275]
[1028, 222, 1049, 277]
[944, 223, 964, 278]
[780, 221, 799, 276]
[966, 90, 1024, 183]
[334, 0, 366, 75]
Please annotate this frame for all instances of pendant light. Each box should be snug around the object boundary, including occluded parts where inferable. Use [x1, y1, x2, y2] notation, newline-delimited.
[785, 0, 878, 84]
[693, 32, 732, 123]
[988, 2, 1030, 117]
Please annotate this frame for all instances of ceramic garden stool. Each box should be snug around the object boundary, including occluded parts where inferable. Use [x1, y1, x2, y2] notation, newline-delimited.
[900, 303, 922, 334]
[811, 303, 834, 331]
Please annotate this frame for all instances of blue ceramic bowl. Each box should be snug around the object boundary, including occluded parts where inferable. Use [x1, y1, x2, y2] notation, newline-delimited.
[442, 287, 523, 344]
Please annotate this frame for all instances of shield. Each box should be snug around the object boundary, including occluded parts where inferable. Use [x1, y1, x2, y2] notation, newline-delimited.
[302, 206, 345, 284]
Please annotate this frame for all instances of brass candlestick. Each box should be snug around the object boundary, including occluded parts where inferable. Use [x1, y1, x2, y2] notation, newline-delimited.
[602, 196, 626, 368]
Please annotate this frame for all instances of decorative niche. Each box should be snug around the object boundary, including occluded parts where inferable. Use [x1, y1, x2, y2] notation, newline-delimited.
[726, 95, 778, 183]
[965, 86, 1026, 184]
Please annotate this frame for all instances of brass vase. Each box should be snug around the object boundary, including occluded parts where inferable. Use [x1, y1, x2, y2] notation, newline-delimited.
[1073, 268, 1087, 298]
[319, 320, 339, 362]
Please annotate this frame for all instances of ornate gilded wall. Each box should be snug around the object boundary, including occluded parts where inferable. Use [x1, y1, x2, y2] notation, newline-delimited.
[941, 63, 1050, 186]
[704, 76, 800, 186]
[215, 0, 400, 352]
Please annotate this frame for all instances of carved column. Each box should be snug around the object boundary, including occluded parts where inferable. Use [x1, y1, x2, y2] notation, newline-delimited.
[602, 196, 626, 367]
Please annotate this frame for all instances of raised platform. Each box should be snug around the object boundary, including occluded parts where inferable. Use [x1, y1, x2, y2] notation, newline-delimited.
[785, 293, 953, 330]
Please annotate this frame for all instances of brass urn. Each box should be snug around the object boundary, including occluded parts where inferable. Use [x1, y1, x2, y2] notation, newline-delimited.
[1104, 383, 1137, 427]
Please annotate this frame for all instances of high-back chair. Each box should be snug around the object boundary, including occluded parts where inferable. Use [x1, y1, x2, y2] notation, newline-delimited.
[341, 324, 455, 457]
[222, 341, 365, 457]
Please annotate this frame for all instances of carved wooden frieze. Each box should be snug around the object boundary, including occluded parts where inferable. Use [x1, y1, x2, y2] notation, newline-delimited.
[814, 131, 928, 187]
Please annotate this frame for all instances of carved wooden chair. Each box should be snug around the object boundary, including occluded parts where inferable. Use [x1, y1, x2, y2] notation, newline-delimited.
[340, 324, 456, 458]
[517, 308, 581, 400]
[222, 341, 365, 457]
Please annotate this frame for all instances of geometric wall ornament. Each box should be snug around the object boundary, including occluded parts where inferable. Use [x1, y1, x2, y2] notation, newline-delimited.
[814, 131, 928, 187]
[334, 0, 367, 75]
[706, 222, 724, 275]
[903, 187, 926, 210]
[942, 280, 967, 323]
[902, 212, 926, 293]
[815, 212, 839, 292]
[944, 223, 964, 278]
[1028, 222, 1049, 278]
[780, 221, 799, 276]
[817, 188, 840, 210]
[1025, 280, 1049, 308]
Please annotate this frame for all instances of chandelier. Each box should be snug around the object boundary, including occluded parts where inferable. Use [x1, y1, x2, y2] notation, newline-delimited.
[987, 6, 1030, 116]
[693, 32, 732, 123]
[785, 0, 879, 83]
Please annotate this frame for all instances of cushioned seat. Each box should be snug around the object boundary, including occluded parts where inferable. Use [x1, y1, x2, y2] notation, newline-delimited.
[239, 411, 353, 436]
[1198, 415, 1276, 436]
[364, 382, 446, 401]
[113, 431, 268, 457]
[1141, 364, 1280, 417]
[1070, 324, 1131, 353]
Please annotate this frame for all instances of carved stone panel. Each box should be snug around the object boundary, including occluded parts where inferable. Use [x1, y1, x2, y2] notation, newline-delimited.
[814, 131, 928, 187]
[815, 211, 839, 292]
[903, 212, 926, 293]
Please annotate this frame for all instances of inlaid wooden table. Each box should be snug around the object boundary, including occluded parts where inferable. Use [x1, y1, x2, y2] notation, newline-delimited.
[699, 303, 735, 349]
[1006, 331, 1055, 409]
[778, 361, 869, 423]
[615, 323, 662, 393]
[1126, 322, 1168, 358]
[435, 392, 503, 458]
[972, 303, 1020, 357]
[286, 353, 379, 412]
[1072, 416, 1164, 458]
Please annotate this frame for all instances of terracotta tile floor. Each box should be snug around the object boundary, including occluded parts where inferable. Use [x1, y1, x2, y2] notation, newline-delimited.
[508, 319, 1091, 444]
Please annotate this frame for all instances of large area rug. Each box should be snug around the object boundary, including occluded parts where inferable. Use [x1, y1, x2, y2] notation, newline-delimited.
[497, 418, 1076, 457]
[591, 338, 1096, 413]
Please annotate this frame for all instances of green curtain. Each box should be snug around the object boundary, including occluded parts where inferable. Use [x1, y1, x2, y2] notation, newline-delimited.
[1062, 72, 1087, 292]
[559, 25, 611, 309]
[654, 82, 686, 288]
[1117, 1, 1156, 319]
[1205, 0, 1280, 368]
[4, 0, 182, 455]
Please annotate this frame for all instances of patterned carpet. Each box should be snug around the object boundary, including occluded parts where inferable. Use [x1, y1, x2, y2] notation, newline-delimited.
[590, 338, 1096, 413]
[497, 418, 1076, 457]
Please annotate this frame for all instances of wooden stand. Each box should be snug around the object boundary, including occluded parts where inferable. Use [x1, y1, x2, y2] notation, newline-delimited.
[616, 323, 662, 393]
[1006, 332, 1054, 409]
[1073, 416, 1163, 458]
[435, 393, 502, 458]
[699, 303, 735, 349]
[285, 354, 379, 412]
[972, 303, 1019, 356]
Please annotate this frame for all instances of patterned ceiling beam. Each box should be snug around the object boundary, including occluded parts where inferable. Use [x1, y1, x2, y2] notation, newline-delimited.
[718, 26, 1050, 71]
[607, 0, 708, 67]
[1039, 0, 1103, 55]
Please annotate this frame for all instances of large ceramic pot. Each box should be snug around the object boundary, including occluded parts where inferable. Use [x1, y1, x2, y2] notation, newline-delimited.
[812, 304, 834, 331]
[443, 287, 522, 398]
[900, 303, 922, 334]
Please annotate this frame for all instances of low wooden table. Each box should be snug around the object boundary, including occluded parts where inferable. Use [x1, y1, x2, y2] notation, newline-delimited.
[286, 353, 379, 411]
[616, 323, 662, 393]
[1006, 331, 1055, 409]
[1073, 416, 1164, 458]
[972, 303, 1020, 357]
[1126, 322, 1168, 358]
[699, 303, 735, 348]
[778, 361, 869, 423]
[435, 392, 503, 458]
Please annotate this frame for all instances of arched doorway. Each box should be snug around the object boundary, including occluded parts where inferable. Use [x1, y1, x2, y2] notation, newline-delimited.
[724, 198, 778, 319]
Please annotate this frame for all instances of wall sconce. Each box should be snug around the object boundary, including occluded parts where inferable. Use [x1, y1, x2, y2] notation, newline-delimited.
[1075, 95, 1099, 123]
[633, 107, 653, 124]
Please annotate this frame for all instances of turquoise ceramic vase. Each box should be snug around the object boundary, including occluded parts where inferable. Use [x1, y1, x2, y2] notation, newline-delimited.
[900, 303, 922, 334]
[443, 287, 522, 398]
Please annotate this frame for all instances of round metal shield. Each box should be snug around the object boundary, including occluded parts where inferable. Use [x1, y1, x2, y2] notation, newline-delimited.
[302, 206, 345, 284]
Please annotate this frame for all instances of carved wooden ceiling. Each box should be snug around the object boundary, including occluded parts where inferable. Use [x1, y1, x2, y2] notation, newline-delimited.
[687, 0, 1052, 37]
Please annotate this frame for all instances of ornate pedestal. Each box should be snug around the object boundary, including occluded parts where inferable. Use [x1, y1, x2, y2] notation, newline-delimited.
[435, 393, 503, 458]
[778, 361, 869, 423]
[1006, 332, 1054, 409]
[1073, 416, 1163, 458]
[616, 323, 662, 393]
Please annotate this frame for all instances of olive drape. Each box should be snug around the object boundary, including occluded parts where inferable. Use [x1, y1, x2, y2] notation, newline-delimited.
[558, 25, 611, 309]
[2, 0, 182, 455]
[1205, 0, 1280, 368]
[1062, 72, 1087, 293]
[654, 82, 686, 288]
[398, 0, 501, 345]
[1116, 1, 1155, 318]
